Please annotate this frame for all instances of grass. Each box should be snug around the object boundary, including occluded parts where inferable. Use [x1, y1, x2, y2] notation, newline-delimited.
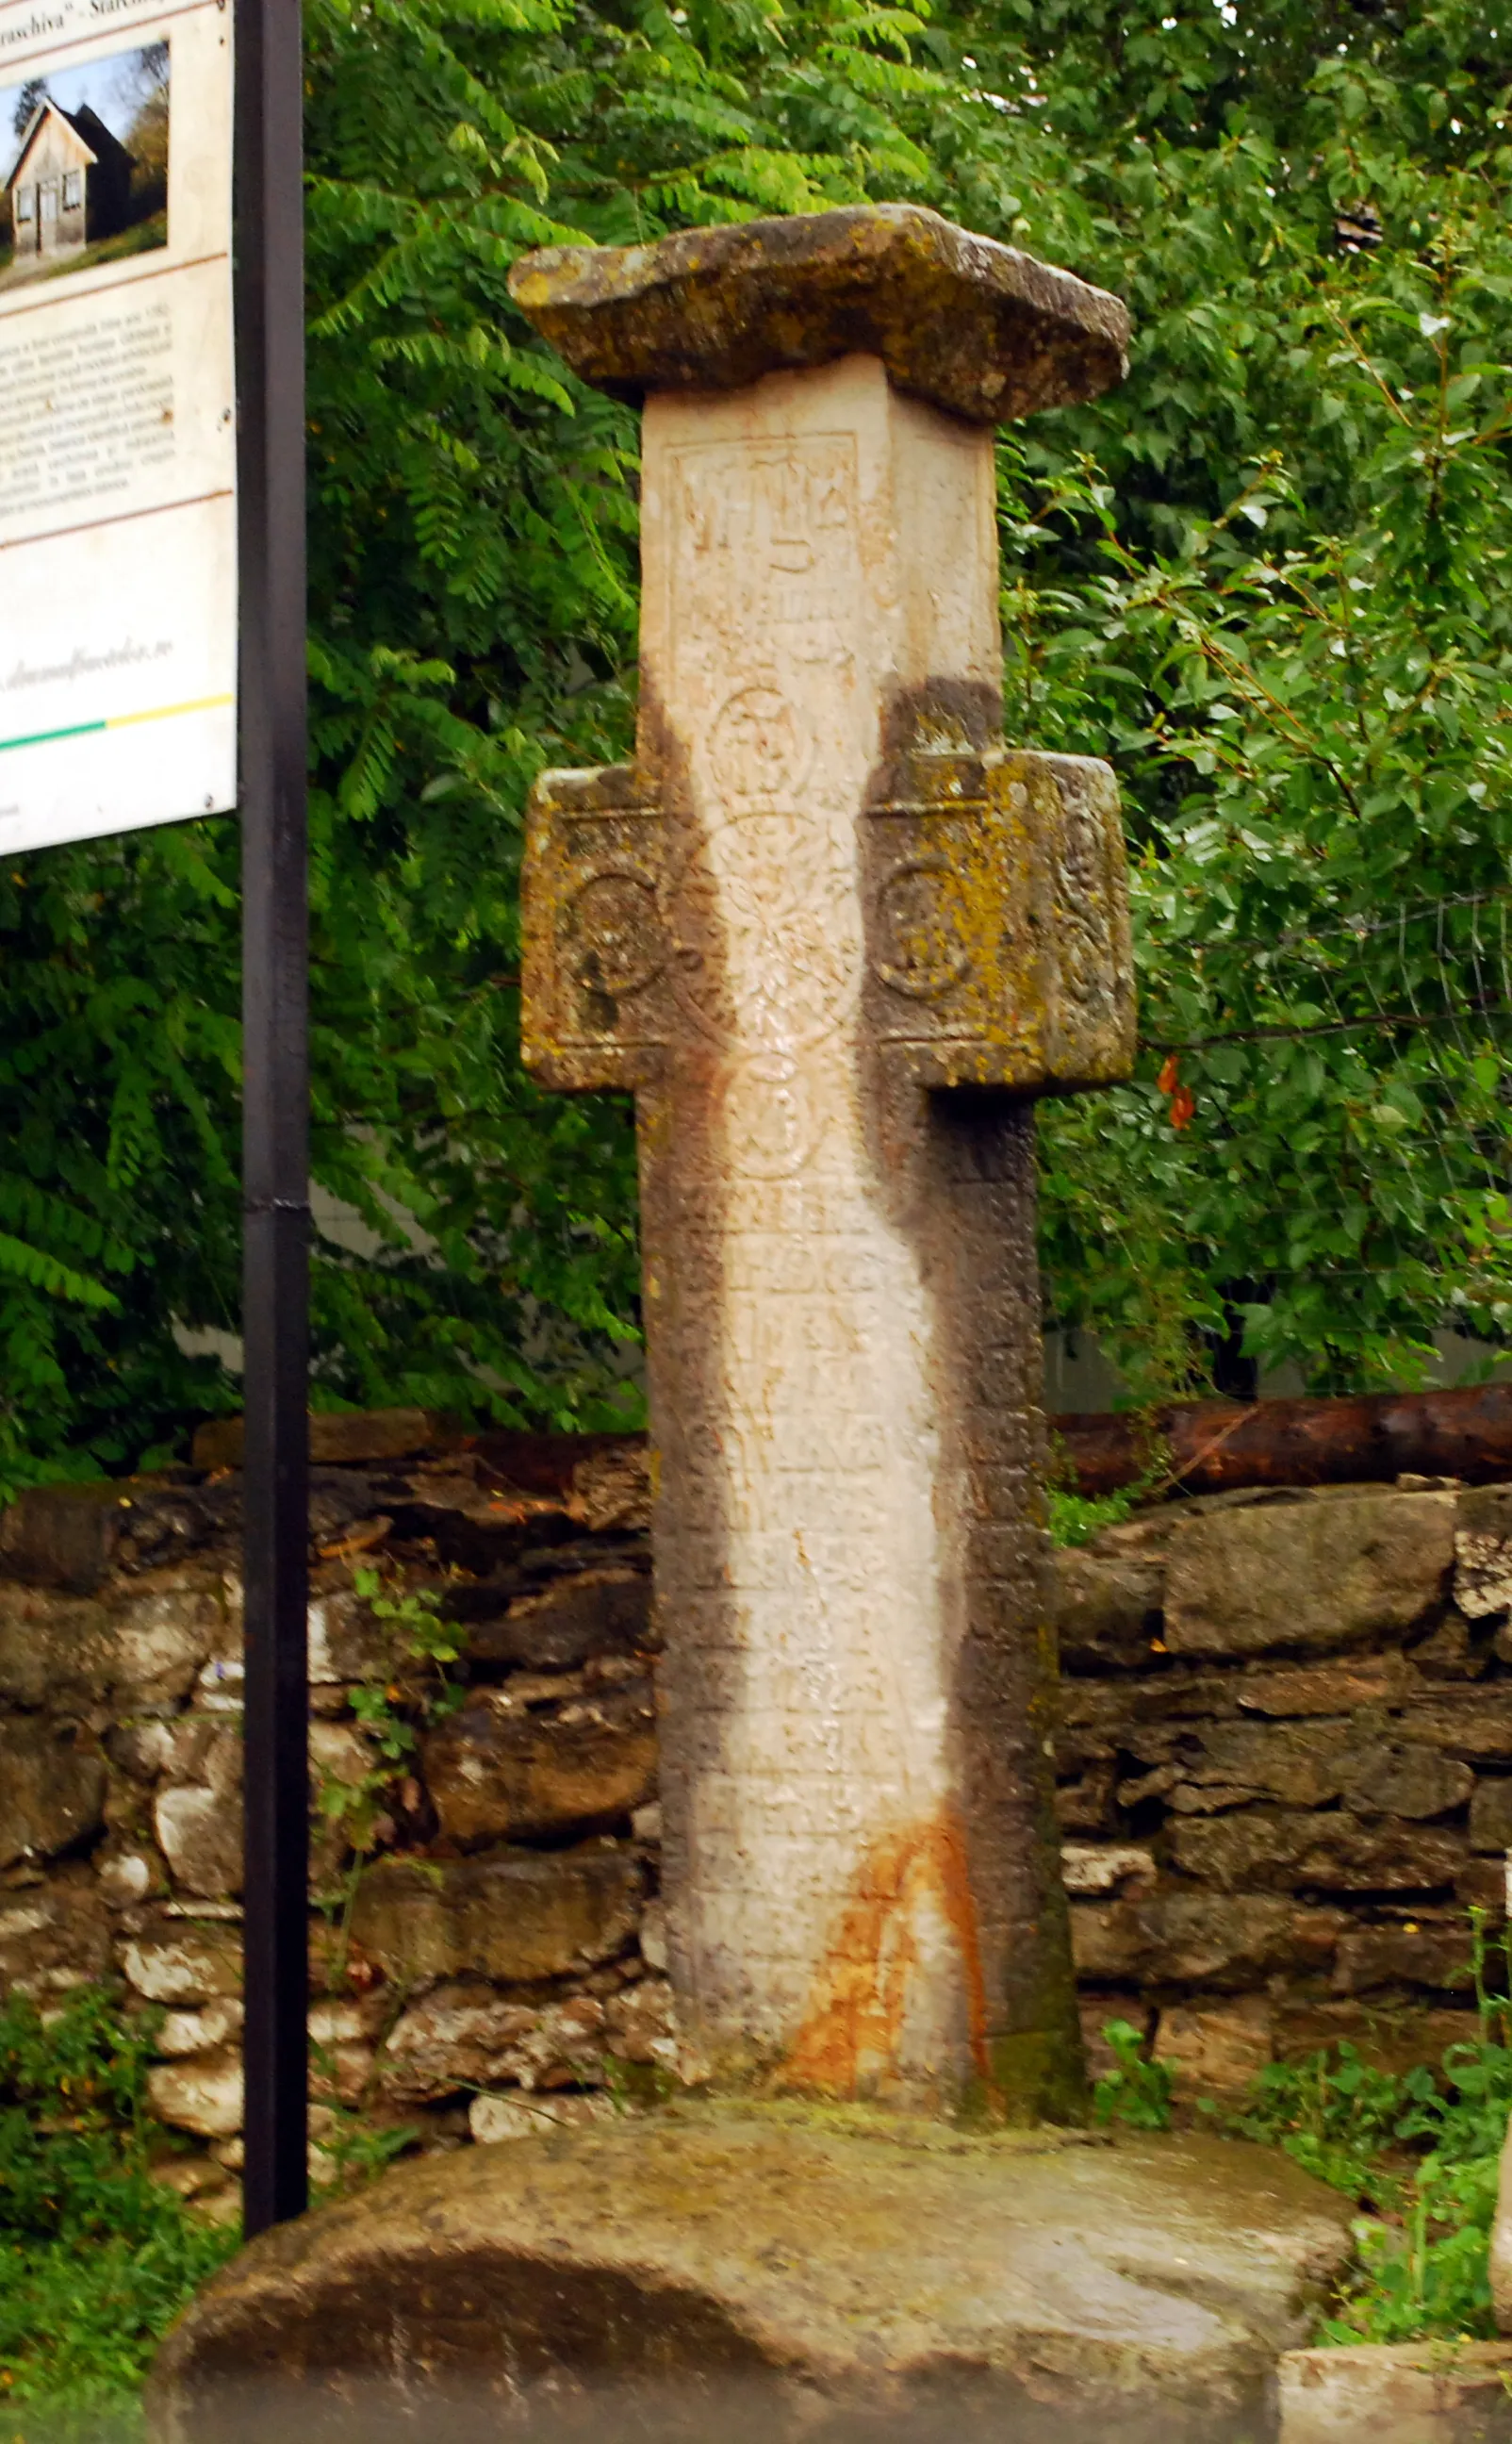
[0, 1989, 237, 2442]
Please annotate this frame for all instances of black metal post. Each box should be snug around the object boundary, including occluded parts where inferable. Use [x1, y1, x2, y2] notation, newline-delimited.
[236, 0, 310, 2236]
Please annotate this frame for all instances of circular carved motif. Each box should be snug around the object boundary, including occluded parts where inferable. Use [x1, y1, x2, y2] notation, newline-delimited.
[664, 809, 860, 1053]
[565, 868, 664, 1001]
[720, 1053, 819, 1180]
[707, 685, 810, 804]
[872, 856, 970, 1001]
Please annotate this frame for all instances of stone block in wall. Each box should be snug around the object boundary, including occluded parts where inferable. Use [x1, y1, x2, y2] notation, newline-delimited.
[1152, 1994, 1274, 2093]
[96, 1846, 162, 1905]
[1168, 1808, 1464, 1895]
[0, 1589, 110, 1708]
[1331, 1918, 1473, 1996]
[1470, 1778, 1512, 1853]
[1052, 1547, 1164, 1672]
[109, 1583, 236, 1711]
[1457, 1854, 1506, 1913]
[463, 1567, 653, 1675]
[154, 1786, 242, 1900]
[120, 1919, 242, 2004]
[1054, 1765, 1115, 1833]
[192, 1409, 441, 1471]
[567, 1445, 652, 1534]
[308, 1997, 378, 2105]
[603, 1977, 676, 2068]
[0, 1866, 110, 1997]
[1060, 1843, 1157, 1897]
[1163, 1493, 1454, 1658]
[147, 2047, 244, 2138]
[1175, 1720, 1353, 1809]
[350, 1847, 642, 1986]
[1069, 1892, 1345, 1989]
[1337, 1740, 1474, 1821]
[638, 1900, 667, 1974]
[1411, 1610, 1487, 1679]
[377, 1985, 610, 2105]
[1054, 1681, 1136, 1771]
[1231, 1656, 1422, 1717]
[1395, 1689, 1512, 1760]
[423, 1681, 657, 1844]
[0, 1481, 126, 1593]
[308, 1720, 374, 1797]
[154, 1999, 245, 2058]
[0, 1718, 106, 1867]
[0, 1574, 225, 1713]
[306, 1586, 392, 1687]
[162, 1713, 242, 1791]
[1455, 1487, 1512, 1623]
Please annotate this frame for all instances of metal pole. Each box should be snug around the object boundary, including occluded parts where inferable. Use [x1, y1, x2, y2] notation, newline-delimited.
[236, 0, 309, 2237]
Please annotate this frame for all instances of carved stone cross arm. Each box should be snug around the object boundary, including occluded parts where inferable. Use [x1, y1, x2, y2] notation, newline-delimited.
[511, 206, 1135, 2118]
[520, 763, 668, 1094]
[525, 742, 1133, 1098]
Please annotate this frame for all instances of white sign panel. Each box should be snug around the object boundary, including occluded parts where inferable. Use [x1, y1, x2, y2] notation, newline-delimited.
[0, 0, 235, 853]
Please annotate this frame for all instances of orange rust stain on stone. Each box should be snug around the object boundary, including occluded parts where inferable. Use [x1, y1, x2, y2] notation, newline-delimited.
[782, 1812, 993, 2096]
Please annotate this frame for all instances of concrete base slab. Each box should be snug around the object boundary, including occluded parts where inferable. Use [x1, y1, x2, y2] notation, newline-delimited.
[148, 2105, 1354, 2444]
[1278, 2342, 1512, 2444]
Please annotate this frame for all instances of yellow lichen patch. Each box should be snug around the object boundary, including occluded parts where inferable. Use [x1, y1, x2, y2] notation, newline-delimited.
[863, 746, 1135, 1095]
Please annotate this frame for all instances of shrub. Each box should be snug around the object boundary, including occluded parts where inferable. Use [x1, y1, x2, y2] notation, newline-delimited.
[0, 1989, 237, 2433]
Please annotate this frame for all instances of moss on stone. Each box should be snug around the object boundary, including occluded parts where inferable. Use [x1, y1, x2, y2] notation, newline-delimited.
[509, 204, 1129, 426]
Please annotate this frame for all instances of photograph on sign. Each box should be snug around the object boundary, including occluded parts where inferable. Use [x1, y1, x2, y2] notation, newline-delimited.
[1, 37, 171, 294]
[0, 0, 236, 858]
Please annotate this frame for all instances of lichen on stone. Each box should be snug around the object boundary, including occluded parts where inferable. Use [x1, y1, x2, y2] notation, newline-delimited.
[508, 204, 1129, 425]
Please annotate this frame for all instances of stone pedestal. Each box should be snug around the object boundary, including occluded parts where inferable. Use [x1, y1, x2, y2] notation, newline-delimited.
[147, 2108, 1355, 2444]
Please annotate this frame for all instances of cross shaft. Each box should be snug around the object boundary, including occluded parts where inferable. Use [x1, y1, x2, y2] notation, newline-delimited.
[513, 213, 1133, 2110]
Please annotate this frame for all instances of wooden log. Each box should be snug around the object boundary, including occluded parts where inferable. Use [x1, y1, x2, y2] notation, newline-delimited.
[1052, 1383, 1512, 1498]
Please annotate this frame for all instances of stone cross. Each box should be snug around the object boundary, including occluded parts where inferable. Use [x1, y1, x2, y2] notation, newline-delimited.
[509, 206, 1134, 2116]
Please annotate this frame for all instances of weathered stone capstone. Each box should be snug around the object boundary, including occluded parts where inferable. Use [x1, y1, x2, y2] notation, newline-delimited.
[507, 203, 1131, 424]
[511, 208, 1136, 2111]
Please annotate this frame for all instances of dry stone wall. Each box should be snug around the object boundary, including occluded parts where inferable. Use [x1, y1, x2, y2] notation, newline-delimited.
[0, 1429, 669, 2219]
[1060, 1478, 1512, 2091]
[1, 1431, 1508, 2211]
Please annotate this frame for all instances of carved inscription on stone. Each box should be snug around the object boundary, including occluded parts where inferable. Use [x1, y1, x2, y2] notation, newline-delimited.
[522, 354, 1135, 2098]
[647, 398, 952, 2066]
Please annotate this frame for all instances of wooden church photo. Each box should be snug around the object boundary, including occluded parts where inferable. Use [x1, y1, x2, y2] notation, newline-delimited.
[1, 41, 170, 293]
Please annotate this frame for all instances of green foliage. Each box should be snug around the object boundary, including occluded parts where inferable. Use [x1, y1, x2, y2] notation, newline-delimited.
[1047, 1484, 1142, 1547]
[1209, 1913, 1512, 2346]
[0, 1990, 237, 2428]
[1223, 2039, 1438, 2206]
[1092, 2018, 1175, 2130]
[327, 1564, 465, 1852]
[8, 0, 1512, 1481]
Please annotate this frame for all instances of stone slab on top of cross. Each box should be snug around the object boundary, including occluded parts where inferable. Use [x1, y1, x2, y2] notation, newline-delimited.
[508, 204, 1135, 2122]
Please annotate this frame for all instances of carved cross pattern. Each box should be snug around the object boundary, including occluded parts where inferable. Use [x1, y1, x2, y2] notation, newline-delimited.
[522, 746, 1132, 1098]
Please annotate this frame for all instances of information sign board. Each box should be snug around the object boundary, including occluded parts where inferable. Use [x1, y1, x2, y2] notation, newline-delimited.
[0, 0, 236, 853]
